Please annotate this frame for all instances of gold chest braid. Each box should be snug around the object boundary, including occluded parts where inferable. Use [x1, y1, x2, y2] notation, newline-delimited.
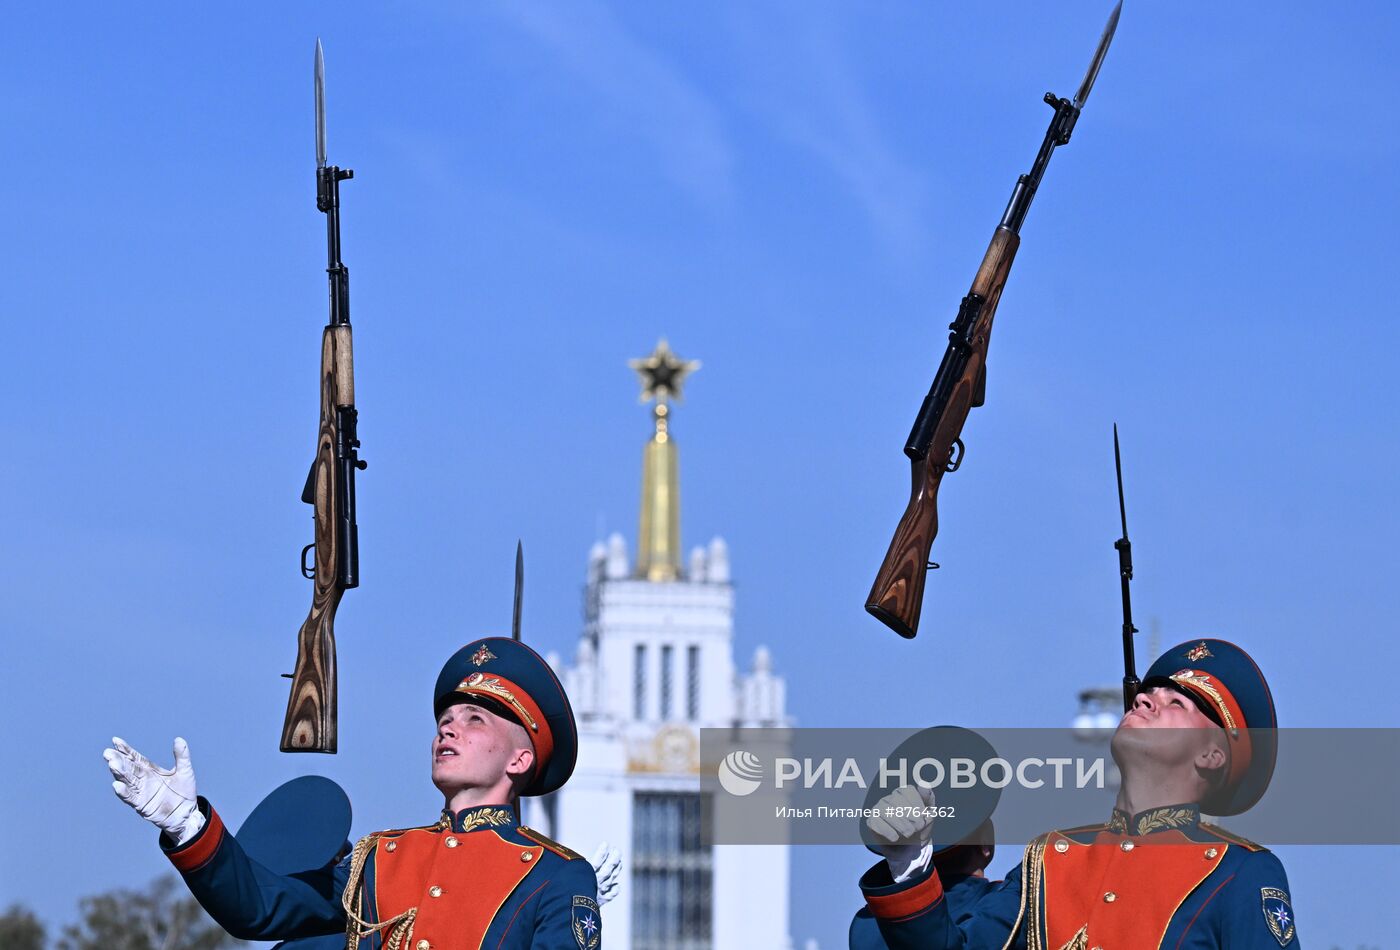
[342, 824, 544, 950]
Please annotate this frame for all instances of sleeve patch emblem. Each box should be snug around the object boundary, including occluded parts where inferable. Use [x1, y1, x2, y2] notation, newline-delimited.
[572, 895, 601, 950]
[1261, 887, 1295, 946]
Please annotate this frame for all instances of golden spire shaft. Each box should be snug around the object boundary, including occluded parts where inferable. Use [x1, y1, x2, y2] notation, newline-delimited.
[638, 403, 681, 581]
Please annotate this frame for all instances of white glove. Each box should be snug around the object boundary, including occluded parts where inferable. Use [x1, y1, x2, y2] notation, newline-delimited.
[590, 842, 622, 906]
[866, 784, 936, 883]
[104, 736, 205, 846]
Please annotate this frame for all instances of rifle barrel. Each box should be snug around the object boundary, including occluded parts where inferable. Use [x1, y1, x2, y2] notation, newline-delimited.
[1113, 424, 1139, 711]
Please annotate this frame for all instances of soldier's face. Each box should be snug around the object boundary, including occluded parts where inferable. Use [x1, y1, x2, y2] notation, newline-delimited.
[1112, 686, 1228, 775]
[1119, 686, 1218, 730]
[431, 702, 535, 798]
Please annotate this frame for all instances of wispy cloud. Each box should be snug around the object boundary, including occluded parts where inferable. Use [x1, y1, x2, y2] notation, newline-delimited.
[485, 0, 736, 209]
[726, 4, 931, 260]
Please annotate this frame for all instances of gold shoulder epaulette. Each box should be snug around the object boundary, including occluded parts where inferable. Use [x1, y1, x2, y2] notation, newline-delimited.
[1199, 822, 1267, 852]
[519, 826, 585, 861]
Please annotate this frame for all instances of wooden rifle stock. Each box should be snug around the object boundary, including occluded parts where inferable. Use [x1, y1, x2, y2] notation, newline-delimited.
[280, 325, 356, 752]
[866, 228, 1019, 638]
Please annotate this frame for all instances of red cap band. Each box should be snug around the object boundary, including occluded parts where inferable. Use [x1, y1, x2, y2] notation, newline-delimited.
[1170, 669, 1253, 790]
[455, 672, 555, 774]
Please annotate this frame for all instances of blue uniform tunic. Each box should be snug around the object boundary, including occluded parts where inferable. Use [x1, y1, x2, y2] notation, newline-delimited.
[164, 799, 600, 949]
[851, 874, 995, 950]
[856, 805, 1297, 949]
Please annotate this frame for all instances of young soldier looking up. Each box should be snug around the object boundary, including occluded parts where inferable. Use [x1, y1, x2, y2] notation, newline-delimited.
[107, 638, 618, 950]
[857, 639, 1298, 949]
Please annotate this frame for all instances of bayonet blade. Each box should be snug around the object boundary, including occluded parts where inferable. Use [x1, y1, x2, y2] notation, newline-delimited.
[1073, 1, 1122, 110]
[512, 540, 524, 641]
[1113, 423, 1130, 540]
[314, 38, 327, 169]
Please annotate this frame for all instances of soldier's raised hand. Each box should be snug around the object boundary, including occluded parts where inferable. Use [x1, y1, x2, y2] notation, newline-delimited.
[590, 841, 622, 906]
[866, 784, 937, 882]
[103, 736, 205, 846]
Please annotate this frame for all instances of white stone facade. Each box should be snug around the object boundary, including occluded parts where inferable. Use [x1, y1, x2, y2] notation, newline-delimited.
[525, 534, 791, 949]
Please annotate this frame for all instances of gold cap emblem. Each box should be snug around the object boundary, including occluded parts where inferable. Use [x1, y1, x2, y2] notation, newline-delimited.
[470, 645, 498, 667]
[1186, 642, 1213, 662]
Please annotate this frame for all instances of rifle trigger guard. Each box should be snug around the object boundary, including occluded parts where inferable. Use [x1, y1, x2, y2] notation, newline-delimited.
[926, 561, 940, 571]
[945, 438, 965, 473]
[300, 543, 316, 580]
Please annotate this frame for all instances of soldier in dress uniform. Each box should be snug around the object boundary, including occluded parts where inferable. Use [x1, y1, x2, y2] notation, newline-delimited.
[856, 638, 1299, 949]
[851, 728, 1002, 950]
[851, 819, 997, 950]
[105, 637, 607, 949]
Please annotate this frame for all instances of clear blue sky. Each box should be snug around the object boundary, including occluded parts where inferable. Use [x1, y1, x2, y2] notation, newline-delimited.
[2, 2, 1396, 946]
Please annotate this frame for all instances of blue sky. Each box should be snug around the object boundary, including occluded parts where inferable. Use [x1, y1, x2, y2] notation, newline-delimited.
[2, 2, 1396, 946]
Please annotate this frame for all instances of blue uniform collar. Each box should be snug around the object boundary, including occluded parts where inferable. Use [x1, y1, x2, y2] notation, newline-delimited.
[1107, 803, 1202, 837]
[440, 804, 520, 834]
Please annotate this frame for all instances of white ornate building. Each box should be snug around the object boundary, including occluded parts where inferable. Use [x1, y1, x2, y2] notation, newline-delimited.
[524, 342, 792, 949]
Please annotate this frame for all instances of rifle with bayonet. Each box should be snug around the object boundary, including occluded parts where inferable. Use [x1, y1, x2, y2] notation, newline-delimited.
[1112, 424, 1139, 712]
[866, 4, 1121, 639]
[281, 39, 365, 753]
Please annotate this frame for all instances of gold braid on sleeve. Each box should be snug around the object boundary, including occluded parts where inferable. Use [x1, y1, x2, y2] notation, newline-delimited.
[1002, 835, 1049, 950]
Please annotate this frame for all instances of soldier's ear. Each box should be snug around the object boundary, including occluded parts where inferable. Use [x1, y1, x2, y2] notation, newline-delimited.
[1195, 740, 1228, 778]
[505, 746, 536, 780]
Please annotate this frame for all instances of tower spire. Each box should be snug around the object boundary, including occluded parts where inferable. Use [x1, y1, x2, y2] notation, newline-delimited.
[628, 339, 700, 582]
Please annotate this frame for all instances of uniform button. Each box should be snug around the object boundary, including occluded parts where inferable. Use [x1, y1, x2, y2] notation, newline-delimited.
[1053, 839, 1069, 853]
[1205, 848, 1219, 859]
[429, 886, 443, 898]
[1120, 840, 1134, 852]
[385, 841, 396, 852]
[416, 941, 430, 950]
[1103, 892, 1117, 903]
[445, 836, 459, 848]
[521, 851, 535, 862]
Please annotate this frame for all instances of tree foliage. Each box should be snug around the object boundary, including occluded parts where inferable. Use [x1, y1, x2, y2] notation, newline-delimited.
[0, 904, 47, 950]
[53, 875, 247, 950]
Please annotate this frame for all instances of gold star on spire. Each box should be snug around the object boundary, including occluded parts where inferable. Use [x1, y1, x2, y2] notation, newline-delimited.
[628, 338, 700, 405]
